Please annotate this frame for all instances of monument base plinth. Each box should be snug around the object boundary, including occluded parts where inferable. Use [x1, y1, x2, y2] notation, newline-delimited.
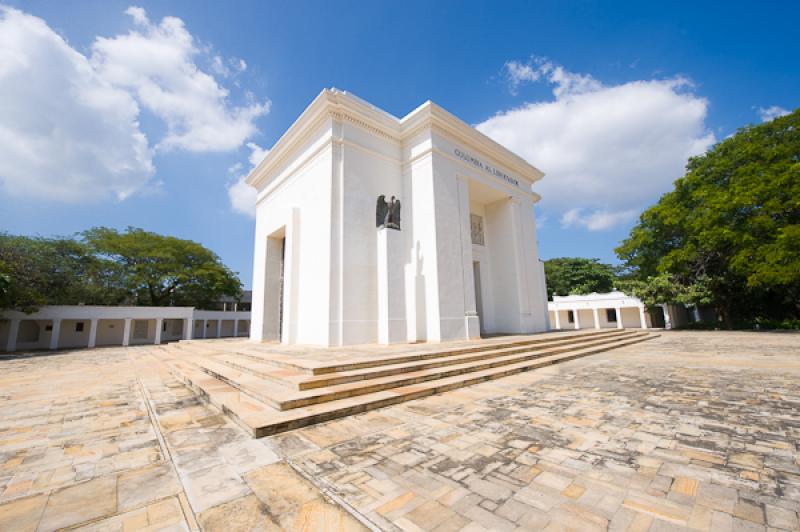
[377, 228, 406, 344]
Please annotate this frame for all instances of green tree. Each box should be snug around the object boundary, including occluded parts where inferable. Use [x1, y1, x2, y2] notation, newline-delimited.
[544, 257, 616, 299]
[1, 228, 242, 313]
[82, 227, 242, 308]
[0, 233, 126, 312]
[616, 108, 800, 326]
[616, 274, 712, 309]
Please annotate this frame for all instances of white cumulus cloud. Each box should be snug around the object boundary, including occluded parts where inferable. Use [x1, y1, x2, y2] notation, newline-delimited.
[0, 6, 153, 201]
[478, 57, 716, 231]
[0, 5, 268, 203]
[91, 7, 269, 153]
[227, 142, 268, 218]
[757, 105, 790, 122]
[561, 208, 639, 231]
[246, 142, 269, 168]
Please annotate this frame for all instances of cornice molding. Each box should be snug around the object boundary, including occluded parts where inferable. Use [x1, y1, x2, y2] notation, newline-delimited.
[331, 110, 399, 144]
[247, 88, 545, 191]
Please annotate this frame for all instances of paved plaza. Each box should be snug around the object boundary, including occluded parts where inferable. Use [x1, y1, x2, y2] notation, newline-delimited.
[0, 331, 798, 531]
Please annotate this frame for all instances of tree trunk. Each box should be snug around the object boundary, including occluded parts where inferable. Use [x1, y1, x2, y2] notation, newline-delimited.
[717, 304, 732, 329]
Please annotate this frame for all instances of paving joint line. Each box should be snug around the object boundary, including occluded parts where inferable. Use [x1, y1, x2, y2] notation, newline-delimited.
[285, 457, 384, 532]
[130, 352, 200, 531]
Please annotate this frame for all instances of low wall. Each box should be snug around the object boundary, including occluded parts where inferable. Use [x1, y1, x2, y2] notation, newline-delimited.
[1, 306, 251, 353]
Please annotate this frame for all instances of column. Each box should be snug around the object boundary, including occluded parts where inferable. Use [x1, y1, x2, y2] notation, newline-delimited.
[49, 319, 61, 350]
[661, 304, 672, 330]
[87, 319, 98, 348]
[573, 310, 581, 330]
[592, 308, 600, 329]
[233, 319, 239, 337]
[202, 320, 207, 339]
[184, 318, 193, 340]
[554, 310, 561, 330]
[122, 318, 132, 346]
[154, 318, 163, 345]
[216, 320, 222, 338]
[638, 306, 648, 329]
[6, 319, 20, 353]
[615, 307, 623, 329]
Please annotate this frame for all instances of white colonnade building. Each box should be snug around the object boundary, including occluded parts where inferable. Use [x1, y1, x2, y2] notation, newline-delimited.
[548, 292, 652, 330]
[247, 89, 550, 346]
[0, 306, 251, 353]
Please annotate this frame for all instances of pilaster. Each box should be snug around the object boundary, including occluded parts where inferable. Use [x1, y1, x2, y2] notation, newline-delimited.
[155, 318, 163, 345]
[88, 319, 98, 348]
[122, 318, 132, 347]
[6, 319, 20, 352]
[49, 319, 61, 350]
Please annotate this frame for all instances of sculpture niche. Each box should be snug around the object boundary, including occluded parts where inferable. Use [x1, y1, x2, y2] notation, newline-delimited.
[376, 195, 401, 230]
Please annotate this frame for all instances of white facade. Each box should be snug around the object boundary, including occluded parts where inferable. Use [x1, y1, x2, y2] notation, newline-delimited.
[248, 89, 549, 346]
[547, 291, 651, 330]
[0, 306, 251, 353]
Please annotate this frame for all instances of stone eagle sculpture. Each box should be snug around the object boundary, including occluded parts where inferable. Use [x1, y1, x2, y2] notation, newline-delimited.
[376, 195, 388, 228]
[376, 195, 401, 230]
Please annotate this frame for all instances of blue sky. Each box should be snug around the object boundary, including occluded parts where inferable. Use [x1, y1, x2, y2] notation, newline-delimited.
[1, 1, 798, 288]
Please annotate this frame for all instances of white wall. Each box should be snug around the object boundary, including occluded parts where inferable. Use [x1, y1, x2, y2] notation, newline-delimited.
[162, 319, 185, 342]
[16, 320, 52, 350]
[251, 120, 334, 346]
[57, 319, 91, 349]
[620, 307, 643, 328]
[548, 292, 651, 330]
[336, 120, 403, 345]
[485, 199, 520, 333]
[1, 307, 250, 352]
[247, 89, 548, 346]
[96, 319, 124, 346]
[129, 319, 156, 345]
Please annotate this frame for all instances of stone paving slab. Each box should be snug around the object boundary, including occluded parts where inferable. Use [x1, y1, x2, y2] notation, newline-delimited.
[277, 331, 800, 531]
[0, 347, 369, 531]
[0, 331, 798, 531]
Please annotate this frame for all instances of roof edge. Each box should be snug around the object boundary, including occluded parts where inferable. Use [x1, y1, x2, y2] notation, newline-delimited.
[246, 89, 545, 190]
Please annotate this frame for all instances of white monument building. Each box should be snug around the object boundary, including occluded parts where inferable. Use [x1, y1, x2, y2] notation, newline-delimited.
[247, 89, 549, 346]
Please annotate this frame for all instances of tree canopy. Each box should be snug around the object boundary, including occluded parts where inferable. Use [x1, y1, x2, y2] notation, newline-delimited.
[0, 233, 126, 313]
[543, 257, 617, 299]
[0, 227, 242, 312]
[616, 109, 800, 326]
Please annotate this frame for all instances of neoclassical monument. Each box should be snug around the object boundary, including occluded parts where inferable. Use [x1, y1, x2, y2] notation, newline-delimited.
[247, 89, 549, 346]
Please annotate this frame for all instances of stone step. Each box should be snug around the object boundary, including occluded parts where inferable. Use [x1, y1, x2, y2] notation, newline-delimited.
[214, 330, 632, 391]
[228, 328, 629, 376]
[170, 331, 648, 412]
[165, 342, 221, 356]
[159, 356, 286, 436]
[213, 353, 301, 389]
[209, 330, 633, 391]
[161, 332, 658, 437]
[275, 332, 651, 410]
[291, 329, 637, 390]
[176, 355, 290, 411]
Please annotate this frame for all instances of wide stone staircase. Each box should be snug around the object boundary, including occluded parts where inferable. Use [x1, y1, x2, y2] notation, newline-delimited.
[150, 328, 657, 437]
